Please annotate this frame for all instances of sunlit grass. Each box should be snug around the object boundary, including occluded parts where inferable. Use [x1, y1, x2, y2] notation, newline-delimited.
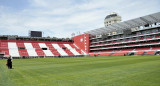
[0, 55, 160, 86]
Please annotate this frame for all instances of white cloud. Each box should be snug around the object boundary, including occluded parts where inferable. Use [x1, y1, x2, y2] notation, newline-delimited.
[0, 0, 160, 38]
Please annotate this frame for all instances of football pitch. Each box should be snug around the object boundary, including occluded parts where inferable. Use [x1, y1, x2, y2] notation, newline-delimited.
[0, 55, 160, 86]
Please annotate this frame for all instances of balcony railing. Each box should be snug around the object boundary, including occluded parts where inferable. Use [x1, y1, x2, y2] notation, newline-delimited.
[90, 36, 160, 48]
[91, 31, 160, 44]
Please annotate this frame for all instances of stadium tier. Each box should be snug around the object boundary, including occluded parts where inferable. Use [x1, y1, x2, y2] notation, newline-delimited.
[0, 40, 84, 57]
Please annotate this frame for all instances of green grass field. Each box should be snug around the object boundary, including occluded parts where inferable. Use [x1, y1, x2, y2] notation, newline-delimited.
[0, 55, 160, 86]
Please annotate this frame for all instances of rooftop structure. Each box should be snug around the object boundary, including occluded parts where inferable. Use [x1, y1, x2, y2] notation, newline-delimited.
[104, 12, 122, 27]
[86, 12, 160, 36]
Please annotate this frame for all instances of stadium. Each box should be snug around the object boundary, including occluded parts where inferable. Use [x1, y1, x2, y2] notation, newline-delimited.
[0, 1, 160, 85]
[0, 12, 160, 86]
[0, 12, 160, 58]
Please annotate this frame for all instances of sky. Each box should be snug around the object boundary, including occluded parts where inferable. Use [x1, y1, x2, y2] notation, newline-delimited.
[0, 0, 160, 38]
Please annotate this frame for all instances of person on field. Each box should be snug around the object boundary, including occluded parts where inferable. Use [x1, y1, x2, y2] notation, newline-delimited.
[7, 55, 12, 69]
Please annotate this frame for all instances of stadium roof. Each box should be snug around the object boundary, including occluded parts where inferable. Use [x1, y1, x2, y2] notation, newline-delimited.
[85, 12, 160, 35]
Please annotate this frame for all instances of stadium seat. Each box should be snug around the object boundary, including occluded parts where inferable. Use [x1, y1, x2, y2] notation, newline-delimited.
[145, 51, 155, 55]
[135, 51, 145, 55]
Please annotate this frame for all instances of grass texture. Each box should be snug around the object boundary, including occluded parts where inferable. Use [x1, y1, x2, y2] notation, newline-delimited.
[0, 55, 160, 86]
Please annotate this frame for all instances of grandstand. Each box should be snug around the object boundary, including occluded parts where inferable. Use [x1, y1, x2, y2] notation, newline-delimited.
[0, 37, 84, 58]
[73, 12, 160, 56]
[0, 12, 160, 58]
